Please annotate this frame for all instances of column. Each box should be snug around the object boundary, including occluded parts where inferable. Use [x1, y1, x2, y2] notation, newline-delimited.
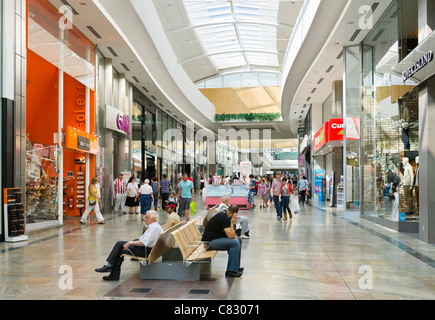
[117, 74, 126, 175]
[104, 58, 113, 178]
[419, 76, 435, 243]
[418, 0, 435, 43]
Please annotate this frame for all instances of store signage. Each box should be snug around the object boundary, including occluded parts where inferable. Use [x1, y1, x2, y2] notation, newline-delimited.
[106, 105, 130, 136]
[328, 119, 344, 141]
[64, 126, 98, 155]
[402, 51, 433, 82]
[77, 135, 90, 151]
[313, 123, 327, 153]
[313, 118, 360, 154]
[116, 113, 130, 135]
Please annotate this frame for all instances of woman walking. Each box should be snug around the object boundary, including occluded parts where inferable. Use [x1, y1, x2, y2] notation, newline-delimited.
[125, 176, 139, 214]
[280, 178, 294, 220]
[80, 177, 105, 224]
[151, 177, 159, 210]
[137, 179, 154, 215]
[264, 177, 271, 208]
[297, 176, 309, 205]
[258, 179, 267, 208]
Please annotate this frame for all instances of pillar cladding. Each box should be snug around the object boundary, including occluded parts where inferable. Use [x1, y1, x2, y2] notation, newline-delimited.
[418, 0, 435, 43]
[419, 76, 435, 243]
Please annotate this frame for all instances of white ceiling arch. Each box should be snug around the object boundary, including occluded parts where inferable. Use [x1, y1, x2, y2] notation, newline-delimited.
[154, 0, 304, 83]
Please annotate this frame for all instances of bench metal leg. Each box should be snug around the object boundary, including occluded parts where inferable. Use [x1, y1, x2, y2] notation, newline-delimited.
[140, 262, 201, 281]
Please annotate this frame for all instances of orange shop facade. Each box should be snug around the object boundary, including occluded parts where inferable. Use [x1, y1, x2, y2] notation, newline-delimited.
[25, 0, 97, 231]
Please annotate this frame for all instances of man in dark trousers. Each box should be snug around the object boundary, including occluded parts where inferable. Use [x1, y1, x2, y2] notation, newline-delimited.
[202, 205, 243, 278]
[95, 210, 163, 281]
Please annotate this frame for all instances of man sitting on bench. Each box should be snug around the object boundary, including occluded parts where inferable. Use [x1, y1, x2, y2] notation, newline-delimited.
[95, 210, 163, 281]
[202, 204, 244, 278]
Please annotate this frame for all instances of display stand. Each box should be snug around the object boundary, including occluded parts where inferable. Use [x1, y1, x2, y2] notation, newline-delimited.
[336, 183, 344, 209]
[205, 185, 249, 210]
[3, 188, 28, 242]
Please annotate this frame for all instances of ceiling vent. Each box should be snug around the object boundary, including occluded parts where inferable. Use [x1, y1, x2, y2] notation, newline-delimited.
[86, 26, 102, 39]
[349, 29, 361, 42]
[61, 0, 79, 15]
[107, 47, 118, 57]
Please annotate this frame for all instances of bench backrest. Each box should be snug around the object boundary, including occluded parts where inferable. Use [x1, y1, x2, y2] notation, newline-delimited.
[148, 222, 184, 264]
[202, 205, 218, 228]
[172, 221, 202, 262]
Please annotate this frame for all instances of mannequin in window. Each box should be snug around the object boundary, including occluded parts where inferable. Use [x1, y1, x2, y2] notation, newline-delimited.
[414, 156, 419, 214]
[402, 157, 414, 215]
[401, 104, 410, 150]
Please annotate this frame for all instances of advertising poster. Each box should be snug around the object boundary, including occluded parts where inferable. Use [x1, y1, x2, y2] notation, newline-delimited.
[314, 169, 326, 202]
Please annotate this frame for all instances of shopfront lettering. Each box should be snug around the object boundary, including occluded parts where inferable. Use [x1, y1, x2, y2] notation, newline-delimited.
[402, 51, 433, 82]
[116, 113, 130, 135]
[75, 83, 86, 129]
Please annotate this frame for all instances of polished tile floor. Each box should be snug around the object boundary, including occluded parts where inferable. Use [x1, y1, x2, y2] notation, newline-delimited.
[1, 196, 435, 300]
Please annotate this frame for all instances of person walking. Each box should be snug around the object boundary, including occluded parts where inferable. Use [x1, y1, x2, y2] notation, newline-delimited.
[247, 175, 256, 210]
[160, 174, 172, 211]
[264, 177, 271, 208]
[137, 179, 154, 215]
[151, 177, 159, 210]
[280, 178, 294, 220]
[271, 173, 283, 220]
[297, 176, 309, 205]
[114, 173, 127, 213]
[258, 179, 267, 209]
[125, 176, 139, 214]
[80, 177, 105, 224]
[177, 173, 195, 222]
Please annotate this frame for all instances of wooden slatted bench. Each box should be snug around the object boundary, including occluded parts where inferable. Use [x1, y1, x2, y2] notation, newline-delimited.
[120, 222, 192, 280]
[172, 221, 218, 273]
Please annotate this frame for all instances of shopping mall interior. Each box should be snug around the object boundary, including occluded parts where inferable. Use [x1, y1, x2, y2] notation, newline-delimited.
[1, 0, 435, 305]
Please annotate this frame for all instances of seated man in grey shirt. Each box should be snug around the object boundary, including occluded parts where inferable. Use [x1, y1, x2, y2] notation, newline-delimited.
[95, 210, 163, 281]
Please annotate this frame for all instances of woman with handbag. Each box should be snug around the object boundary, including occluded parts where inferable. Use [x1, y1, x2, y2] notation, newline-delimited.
[136, 179, 154, 215]
[279, 178, 294, 220]
[80, 177, 105, 224]
[125, 176, 140, 214]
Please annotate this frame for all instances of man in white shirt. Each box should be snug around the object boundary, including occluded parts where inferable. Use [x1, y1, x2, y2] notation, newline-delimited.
[114, 173, 127, 213]
[95, 210, 163, 281]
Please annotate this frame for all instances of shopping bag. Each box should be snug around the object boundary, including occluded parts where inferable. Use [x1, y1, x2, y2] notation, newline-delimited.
[190, 201, 197, 216]
[291, 195, 300, 214]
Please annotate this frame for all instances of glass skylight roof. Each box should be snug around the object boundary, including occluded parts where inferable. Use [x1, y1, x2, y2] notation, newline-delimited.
[183, 0, 282, 71]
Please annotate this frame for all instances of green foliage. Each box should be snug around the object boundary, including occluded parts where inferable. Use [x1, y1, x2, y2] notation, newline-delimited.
[214, 113, 282, 122]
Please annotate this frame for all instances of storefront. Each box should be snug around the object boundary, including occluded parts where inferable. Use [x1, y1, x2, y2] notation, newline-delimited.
[343, 0, 435, 242]
[26, 0, 96, 229]
[312, 118, 359, 206]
